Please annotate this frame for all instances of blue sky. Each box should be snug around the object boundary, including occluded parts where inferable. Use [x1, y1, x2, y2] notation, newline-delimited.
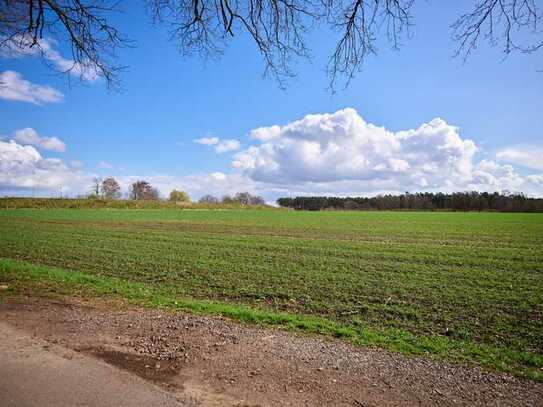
[1, 1, 542, 200]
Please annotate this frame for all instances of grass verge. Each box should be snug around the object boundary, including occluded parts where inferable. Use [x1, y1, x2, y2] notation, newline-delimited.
[1, 257, 541, 382]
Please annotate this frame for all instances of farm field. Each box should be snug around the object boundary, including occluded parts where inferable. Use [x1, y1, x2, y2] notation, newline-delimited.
[0, 209, 542, 380]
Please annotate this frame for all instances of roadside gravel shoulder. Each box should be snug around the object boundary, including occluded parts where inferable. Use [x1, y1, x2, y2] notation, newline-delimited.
[1, 295, 541, 406]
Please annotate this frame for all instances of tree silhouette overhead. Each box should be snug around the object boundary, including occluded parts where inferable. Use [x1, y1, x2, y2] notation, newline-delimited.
[1, 1, 541, 90]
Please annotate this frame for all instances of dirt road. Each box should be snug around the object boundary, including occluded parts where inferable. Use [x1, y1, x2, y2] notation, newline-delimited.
[0, 295, 541, 406]
[0, 321, 184, 407]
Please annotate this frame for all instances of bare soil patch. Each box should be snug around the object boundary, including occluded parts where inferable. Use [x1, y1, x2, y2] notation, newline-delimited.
[1, 294, 541, 406]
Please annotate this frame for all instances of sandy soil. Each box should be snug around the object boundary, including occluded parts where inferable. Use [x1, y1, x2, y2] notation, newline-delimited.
[0, 294, 541, 406]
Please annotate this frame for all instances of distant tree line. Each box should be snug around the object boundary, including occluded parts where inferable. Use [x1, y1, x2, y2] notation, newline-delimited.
[217, 192, 266, 206]
[277, 192, 543, 212]
[85, 177, 265, 206]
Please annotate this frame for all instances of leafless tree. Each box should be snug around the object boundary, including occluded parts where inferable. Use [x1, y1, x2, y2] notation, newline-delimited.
[91, 176, 102, 197]
[0, 0, 129, 87]
[221, 194, 234, 203]
[199, 194, 219, 203]
[233, 191, 250, 205]
[250, 194, 265, 205]
[233, 191, 265, 205]
[452, 0, 543, 60]
[2, 1, 541, 90]
[130, 180, 159, 200]
[101, 176, 121, 199]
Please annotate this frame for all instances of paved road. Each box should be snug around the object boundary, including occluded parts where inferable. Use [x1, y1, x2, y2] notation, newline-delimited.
[0, 321, 184, 407]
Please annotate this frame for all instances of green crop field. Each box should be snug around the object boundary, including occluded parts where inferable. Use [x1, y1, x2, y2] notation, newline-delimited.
[0, 209, 542, 380]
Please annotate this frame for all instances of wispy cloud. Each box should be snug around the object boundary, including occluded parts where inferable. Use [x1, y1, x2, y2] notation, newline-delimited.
[194, 136, 241, 153]
[0, 71, 63, 104]
[97, 161, 114, 170]
[496, 145, 543, 171]
[1, 35, 100, 82]
[13, 128, 66, 152]
[194, 136, 219, 146]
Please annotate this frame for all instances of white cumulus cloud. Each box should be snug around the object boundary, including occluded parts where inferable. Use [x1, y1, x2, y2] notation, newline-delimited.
[2, 109, 542, 200]
[0, 140, 88, 195]
[13, 128, 66, 152]
[194, 136, 241, 153]
[0, 70, 63, 104]
[234, 109, 476, 186]
[233, 108, 543, 197]
[216, 140, 241, 153]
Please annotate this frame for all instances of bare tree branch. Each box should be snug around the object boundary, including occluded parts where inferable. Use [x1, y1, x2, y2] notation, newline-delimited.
[1, 0, 131, 87]
[452, 0, 543, 60]
[326, 0, 413, 90]
[1, 1, 541, 90]
[148, 0, 323, 87]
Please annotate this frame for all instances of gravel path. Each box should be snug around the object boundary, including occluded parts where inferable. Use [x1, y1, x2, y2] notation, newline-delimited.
[1, 295, 541, 406]
[0, 321, 184, 407]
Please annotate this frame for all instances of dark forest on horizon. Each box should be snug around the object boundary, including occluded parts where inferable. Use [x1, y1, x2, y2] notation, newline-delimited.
[277, 192, 543, 212]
